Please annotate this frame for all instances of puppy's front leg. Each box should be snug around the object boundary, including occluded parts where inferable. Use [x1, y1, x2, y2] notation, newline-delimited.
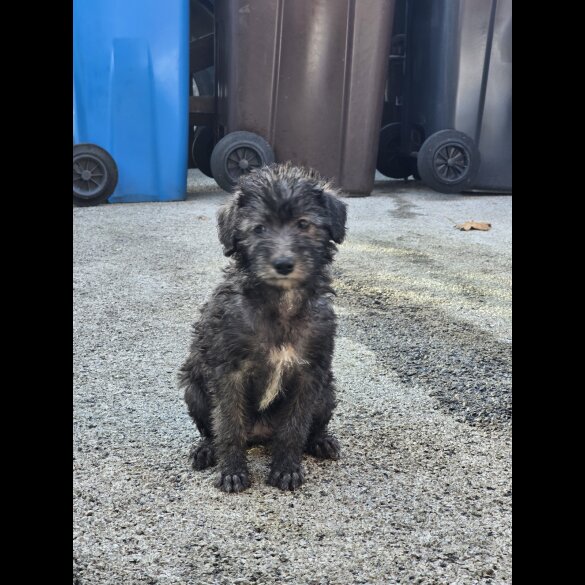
[212, 371, 250, 493]
[267, 382, 313, 491]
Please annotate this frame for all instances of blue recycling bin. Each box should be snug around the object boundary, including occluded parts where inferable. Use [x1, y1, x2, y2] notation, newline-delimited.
[73, 0, 189, 203]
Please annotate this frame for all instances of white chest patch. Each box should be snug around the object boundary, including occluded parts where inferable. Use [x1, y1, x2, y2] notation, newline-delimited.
[259, 344, 308, 411]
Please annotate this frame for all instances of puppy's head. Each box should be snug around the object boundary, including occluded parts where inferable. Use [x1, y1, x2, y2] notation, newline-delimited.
[217, 163, 347, 289]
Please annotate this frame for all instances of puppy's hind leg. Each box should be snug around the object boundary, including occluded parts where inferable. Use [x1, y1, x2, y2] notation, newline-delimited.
[306, 431, 340, 460]
[179, 362, 217, 471]
[189, 436, 216, 470]
[305, 373, 340, 460]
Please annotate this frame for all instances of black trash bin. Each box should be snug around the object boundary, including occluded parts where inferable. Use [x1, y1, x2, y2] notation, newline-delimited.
[378, 0, 512, 193]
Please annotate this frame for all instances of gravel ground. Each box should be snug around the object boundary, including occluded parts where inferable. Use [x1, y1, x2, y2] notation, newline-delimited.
[73, 171, 512, 585]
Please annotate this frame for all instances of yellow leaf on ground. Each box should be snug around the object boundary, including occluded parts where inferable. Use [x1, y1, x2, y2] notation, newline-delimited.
[455, 221, 492, 231]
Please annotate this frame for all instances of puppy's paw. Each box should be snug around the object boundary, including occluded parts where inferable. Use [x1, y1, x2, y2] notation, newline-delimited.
[189, 438, 217, 471]
[215, 469, 251, 493]
[306, 434, 340, 460]
[267, 463, 305, 491]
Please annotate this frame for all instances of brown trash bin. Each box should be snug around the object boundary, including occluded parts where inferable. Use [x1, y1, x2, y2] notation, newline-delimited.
[212, 0, 395, 195]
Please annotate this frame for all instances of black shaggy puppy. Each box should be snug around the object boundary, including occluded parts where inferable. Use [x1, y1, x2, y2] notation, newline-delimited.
[179, 163, 347, 492]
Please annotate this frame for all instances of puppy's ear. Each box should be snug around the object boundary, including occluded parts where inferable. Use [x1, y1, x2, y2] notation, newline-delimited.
[217, 193, 242, 256]
[317, 189, 347, 244]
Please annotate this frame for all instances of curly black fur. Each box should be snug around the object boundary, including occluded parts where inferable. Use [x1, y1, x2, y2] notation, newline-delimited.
[178, 163, 347, 492]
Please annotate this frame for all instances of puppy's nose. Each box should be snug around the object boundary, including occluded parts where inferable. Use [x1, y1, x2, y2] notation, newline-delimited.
[272, 257, 295, 275]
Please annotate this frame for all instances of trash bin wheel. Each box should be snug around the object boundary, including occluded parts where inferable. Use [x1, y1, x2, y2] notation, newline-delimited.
[210, 131, 275, 192]
[191, 126, 214, 178]
[73, 143, 118, 206]
[417, 130, 479, 194]
[376, 123, 413, 179]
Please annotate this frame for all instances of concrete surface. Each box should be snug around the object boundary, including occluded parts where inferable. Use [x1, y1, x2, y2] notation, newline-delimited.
[73, 171, 512, 585]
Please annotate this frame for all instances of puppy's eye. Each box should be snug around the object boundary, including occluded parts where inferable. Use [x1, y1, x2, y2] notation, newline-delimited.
[297, 219, 310, 230]
[253, 225, 266, 234]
